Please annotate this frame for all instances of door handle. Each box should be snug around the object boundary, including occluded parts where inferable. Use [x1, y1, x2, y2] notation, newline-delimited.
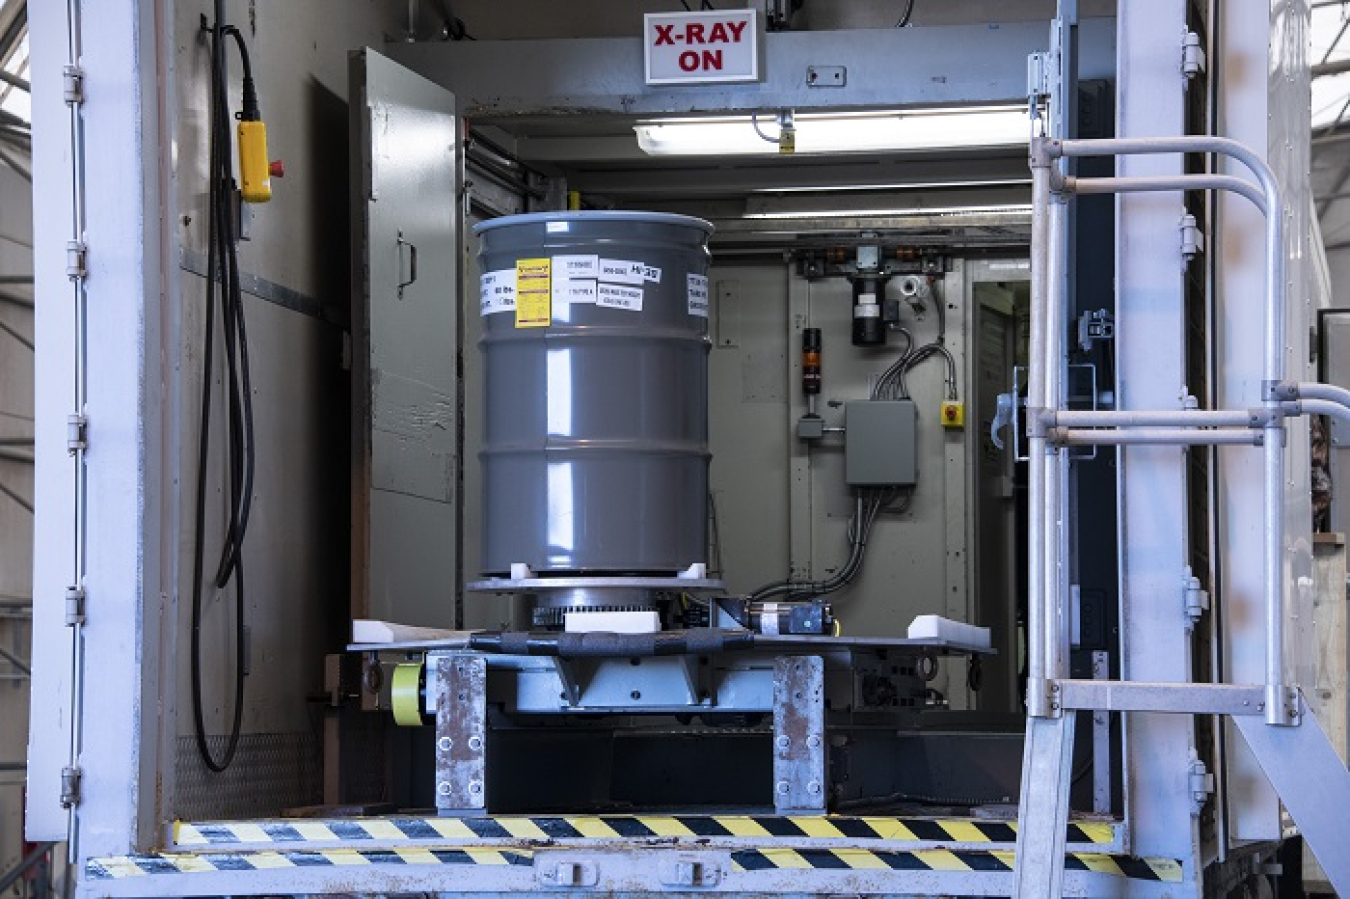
[397, 230, 418, 299]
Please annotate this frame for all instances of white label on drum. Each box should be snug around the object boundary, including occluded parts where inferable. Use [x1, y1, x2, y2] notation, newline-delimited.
[554, 278, 598, 305]
[599, 258, 645, 285]
[554, 254, 599, 279]
[597, 283, 644, 311]
[687, 274, 709, 317]
[480, 269, 516, 315]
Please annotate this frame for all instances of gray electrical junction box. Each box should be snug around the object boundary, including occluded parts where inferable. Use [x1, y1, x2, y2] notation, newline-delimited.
[845, 399, 918, 486]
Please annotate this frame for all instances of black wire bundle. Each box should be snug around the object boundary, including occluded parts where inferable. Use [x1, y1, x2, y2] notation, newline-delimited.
[190, 2, 257, 773]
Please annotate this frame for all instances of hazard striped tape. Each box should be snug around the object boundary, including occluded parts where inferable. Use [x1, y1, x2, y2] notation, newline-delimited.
[174, 815, 1116, 848]
[86, 846, 1182, 883]
[86, 847, 534, 880]
[731, 848, 1183, 882]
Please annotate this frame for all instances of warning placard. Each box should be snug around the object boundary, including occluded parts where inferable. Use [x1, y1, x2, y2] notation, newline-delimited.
[515, 258, 551, 328]
[644, 10, 759, 85]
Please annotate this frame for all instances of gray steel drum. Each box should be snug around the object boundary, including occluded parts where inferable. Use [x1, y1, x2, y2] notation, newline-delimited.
[475, 211, 713, 576]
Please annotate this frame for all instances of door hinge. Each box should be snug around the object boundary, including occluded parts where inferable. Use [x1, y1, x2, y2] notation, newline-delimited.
[1183, 567, 1209, 632]
[62, 65, 84, 106]
[1188, 755, 1214, 815]
[66, 413, 87, 454]
[65, 585, 85, 626]
[60, 766, 82, 809]
[66, 240, 87, 280]
[1182, 32, 1206, 81]
[1180, 214, 1205, 270]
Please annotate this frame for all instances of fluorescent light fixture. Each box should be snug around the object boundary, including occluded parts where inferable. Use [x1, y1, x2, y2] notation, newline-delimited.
[743, 204, 1033, 220]
[635, 107, 1029, 157]
[749, 178, 1033, 193]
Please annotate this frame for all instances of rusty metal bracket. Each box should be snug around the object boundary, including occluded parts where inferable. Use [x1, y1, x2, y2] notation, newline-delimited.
[772, 655, 827, 815]
[434, 653, 488, 815]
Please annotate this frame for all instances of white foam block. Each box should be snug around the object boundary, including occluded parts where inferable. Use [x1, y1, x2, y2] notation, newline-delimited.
[907, 614, 992, 650]
[352, 619, 471, 644]
[564, 610, 662, 634]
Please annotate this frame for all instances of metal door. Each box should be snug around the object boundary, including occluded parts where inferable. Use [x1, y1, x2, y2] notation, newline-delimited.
[350, 49, 460, 627]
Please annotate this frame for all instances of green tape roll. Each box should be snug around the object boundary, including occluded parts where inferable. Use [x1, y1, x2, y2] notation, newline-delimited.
[391, 661, 425, 727]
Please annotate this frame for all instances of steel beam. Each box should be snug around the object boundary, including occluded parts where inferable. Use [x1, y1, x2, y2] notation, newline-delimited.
[1058, 679, 1267, 715]
[388, 20, 1116, 120]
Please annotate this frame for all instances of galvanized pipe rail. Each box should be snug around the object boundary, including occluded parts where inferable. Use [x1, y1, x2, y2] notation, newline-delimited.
[1026, 134, 1300, 726]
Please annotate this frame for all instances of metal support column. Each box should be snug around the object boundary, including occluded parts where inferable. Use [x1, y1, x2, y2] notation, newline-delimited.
[772, 655, 826, 815]
[434, 654, 488, 815]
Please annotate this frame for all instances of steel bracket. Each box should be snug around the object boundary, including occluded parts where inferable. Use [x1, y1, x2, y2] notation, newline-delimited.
[1026, 53, 1051, 103]
[1264, 683, 1301, 727]
[1025, 406, 1051, 439]
[1250, 406, 1285, 427]
[66, 240, 87, 281]
[1028, 135, 1058, 170]
[62, 65, 84, 105]
[772, 655, 826, 814]
[805, 65, 846, 88]
[64, 585, 85, 626]
[1266, 380, 1297, 402]
[1026, 676, 1059, 718]
[66, 413, 87, 454]
[433, 654, 488, 814]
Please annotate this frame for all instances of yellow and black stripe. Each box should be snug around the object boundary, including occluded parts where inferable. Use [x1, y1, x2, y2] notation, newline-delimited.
[174, 814, 1115, 848]
[87, 846, 1181, 883]
[87, 847, 533, 881]
[731, 848, 1183, 882]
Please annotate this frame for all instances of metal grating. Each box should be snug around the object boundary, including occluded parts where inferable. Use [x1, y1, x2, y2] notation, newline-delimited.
[174, 732, 321, 821]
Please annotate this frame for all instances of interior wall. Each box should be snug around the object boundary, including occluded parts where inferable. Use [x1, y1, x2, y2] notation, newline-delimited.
[708, 261, 978, 707]
[0, 157, 33, 892]
[168, 0, 402, 818]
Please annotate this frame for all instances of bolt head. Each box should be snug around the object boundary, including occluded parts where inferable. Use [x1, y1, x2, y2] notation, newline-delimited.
[437, 781, 451, 796]
[469, 781, 483, 794]
[807, 735, 822, 749]
[437, 737, 453, 751]
[807, 781, 822, 794]
[776, 735, 791, 749]
[776, 780, 790, 795]
[468, 736, 483, 751]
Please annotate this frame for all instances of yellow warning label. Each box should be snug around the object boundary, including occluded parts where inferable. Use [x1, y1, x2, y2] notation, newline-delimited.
[515, 258, 551, 328]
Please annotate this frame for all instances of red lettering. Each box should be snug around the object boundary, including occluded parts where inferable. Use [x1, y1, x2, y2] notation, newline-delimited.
[702, 49, 723, 70]
[709, 22, 729, 43]
[678, 50, 700, 72]
[686, 22, 705, 44]
[655, 23, 675, 45]
[727, 20, 747, 41]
